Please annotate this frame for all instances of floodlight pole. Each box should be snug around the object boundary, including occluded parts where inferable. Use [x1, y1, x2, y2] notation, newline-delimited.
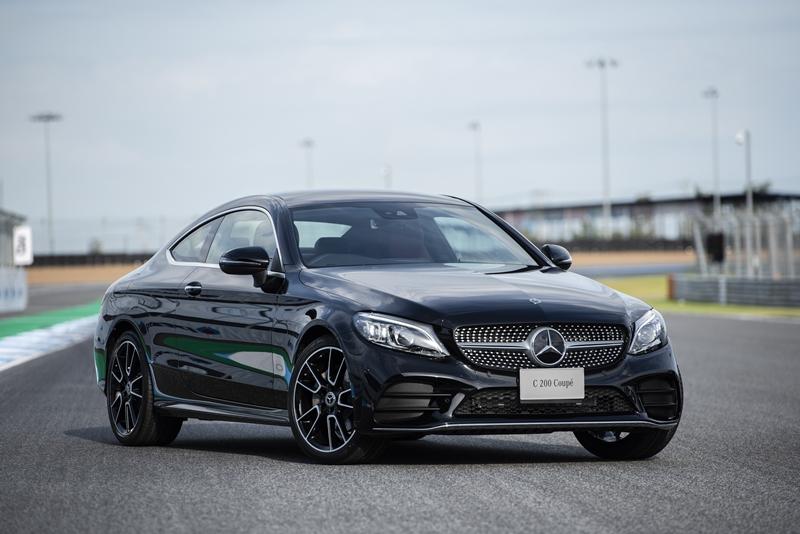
[468, 121, 483, 203]
[702, 87, 722, 221]
[586, 58, 617, 238]
[300, 138, 315, 189]
[736, 129, 754, 277]
[31, 111, 62, 254]
[381, 164, 393, 189]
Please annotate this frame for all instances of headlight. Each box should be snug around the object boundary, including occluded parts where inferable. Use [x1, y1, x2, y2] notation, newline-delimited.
[629, 309, 667, 355]
[353, 312, 449, 358]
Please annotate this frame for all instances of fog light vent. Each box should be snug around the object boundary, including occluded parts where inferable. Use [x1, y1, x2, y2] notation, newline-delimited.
[637, 376, 679, 420]
[374, 382, 451, 424]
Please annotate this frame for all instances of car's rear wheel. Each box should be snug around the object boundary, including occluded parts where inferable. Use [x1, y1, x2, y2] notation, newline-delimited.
[289, 336, 386, 464]
[573, 426, 677, 460]
[106, 332, 183, 446]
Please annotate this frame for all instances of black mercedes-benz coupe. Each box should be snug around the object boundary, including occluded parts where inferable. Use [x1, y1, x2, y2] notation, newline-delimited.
[94, 191, 682, 463]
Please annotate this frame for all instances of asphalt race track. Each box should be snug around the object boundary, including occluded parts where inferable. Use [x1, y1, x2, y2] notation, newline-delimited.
[1, 313, 798, 533]
[0, 283, 107, 318]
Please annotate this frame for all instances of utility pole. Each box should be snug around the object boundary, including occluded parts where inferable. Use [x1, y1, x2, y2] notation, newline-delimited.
[31, 111, 62, 254]
[300, 138, 314, 189]
[381, 164, 392, 189]
[703, 87, 722, 220]
[736, 129, 754, 277]
[467, 121, 483, 203]
[586, 58, 617, 238]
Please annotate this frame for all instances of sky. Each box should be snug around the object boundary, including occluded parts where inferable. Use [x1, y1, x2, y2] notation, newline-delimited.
[1, 0, 799, 243]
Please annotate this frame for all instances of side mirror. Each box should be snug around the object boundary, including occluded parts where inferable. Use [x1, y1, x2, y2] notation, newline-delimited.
[541, 244, 572, 271]
[219, 246, 270, 275]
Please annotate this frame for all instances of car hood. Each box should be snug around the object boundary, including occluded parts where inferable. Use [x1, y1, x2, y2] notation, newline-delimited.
[300, 263, 645, 328]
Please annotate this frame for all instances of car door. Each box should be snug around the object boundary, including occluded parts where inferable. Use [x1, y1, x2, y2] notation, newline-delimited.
[145, 216, 223, 401]
[174, 209, 285, 409]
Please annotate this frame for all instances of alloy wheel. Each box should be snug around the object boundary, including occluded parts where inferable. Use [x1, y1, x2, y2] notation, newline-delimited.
[293, 346, 355, 453]
[108, 340, 143, 436]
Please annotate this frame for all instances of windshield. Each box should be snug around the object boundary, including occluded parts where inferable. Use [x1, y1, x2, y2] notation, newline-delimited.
[291, 202, 537, 268]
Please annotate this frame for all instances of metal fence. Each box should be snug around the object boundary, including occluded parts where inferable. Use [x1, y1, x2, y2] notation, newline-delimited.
[670, 275, 800, 307]
[692, 207, 799, 279]
[675, 204, 800, 307]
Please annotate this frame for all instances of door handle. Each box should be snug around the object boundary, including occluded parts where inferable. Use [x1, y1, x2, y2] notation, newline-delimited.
[184, 282, 203, 297]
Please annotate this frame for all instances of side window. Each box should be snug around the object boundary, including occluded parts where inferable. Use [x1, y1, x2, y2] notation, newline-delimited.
[206, 210, 278, 265]
[170, 219, 221, 263]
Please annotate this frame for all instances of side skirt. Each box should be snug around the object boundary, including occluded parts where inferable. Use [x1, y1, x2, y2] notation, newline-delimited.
[155, 400, 290, 426]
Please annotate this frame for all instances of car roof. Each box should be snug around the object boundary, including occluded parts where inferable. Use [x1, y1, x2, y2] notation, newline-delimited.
[271, 190, 468, 208]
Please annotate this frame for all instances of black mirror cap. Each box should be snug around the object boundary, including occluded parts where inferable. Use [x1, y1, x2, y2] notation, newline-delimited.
[541, 243, 572, 271]
[219, 246, 270, 275]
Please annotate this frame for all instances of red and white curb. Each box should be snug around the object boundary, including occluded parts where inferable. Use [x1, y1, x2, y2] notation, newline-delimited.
[0, 316, 97, 373]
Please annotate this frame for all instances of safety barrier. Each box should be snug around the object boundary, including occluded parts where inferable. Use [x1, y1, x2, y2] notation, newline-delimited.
[669, 273, 800, 307]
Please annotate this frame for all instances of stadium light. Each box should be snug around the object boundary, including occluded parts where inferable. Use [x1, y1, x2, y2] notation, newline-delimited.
[702, 87, 721, 220]
[30, 111, 62, 254]
[736, 129, 754, 277]
[586, 57, 618, 238]
[468, 121, 483, 203]
[300, 138, 315, 189]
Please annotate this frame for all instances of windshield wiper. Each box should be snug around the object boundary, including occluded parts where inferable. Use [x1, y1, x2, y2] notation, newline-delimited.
[484, 264, 541, 275]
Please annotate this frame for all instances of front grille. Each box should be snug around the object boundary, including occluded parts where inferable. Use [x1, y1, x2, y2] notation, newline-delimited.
[454, 387, 635, 417]
[455, 323, 624, 344]
[561, 346, 625, 368]
[454, 323, 627, 373]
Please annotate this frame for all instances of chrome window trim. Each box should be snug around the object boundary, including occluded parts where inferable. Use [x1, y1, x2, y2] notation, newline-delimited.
[166, 206, 285, 274]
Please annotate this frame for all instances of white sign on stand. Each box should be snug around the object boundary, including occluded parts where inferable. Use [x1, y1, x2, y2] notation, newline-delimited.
[13, 225, 33, 266]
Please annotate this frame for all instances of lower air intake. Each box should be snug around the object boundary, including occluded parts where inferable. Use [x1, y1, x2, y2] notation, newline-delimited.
[637, 375, 680, 421]
[453, 387, 635, 417]
[373, 382, 454, 424]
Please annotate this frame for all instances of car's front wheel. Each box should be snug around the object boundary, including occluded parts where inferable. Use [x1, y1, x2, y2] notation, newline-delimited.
[288, 336, 386, 464]
[573, 426, 677, 460]
[106, 332, 183, 446]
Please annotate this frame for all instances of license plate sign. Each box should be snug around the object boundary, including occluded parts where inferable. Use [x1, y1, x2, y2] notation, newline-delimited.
[519, 368, 585, 402]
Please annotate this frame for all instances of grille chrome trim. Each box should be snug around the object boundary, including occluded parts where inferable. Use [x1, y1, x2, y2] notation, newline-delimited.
[458, 340, 624, 351]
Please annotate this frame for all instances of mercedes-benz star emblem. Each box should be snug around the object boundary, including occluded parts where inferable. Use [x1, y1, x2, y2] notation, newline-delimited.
[527, 327, 567, 366]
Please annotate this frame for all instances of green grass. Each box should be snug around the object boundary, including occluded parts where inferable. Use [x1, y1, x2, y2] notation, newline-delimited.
[598, 275, 800, 318]
[0, 300, 101, 339]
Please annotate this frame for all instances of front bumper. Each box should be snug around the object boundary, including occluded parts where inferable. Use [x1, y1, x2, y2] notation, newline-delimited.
[344, 336, 682, 436]
[372, 417, 677, 435]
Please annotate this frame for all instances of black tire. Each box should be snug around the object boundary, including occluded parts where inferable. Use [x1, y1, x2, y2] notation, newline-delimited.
[574, 426, 677, 460]
[106, 332, 183, 446]
[288, 335, 386, 464]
